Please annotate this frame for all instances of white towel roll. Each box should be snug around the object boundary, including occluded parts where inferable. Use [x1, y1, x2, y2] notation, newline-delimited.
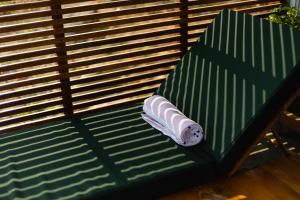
[142, 95, 203, 147]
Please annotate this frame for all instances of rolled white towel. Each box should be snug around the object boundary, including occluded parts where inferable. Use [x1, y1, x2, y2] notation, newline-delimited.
[142, 95, 203, 147]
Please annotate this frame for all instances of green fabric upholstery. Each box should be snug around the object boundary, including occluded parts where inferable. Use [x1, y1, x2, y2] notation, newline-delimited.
[202, 9, 300, 75]
[0, 103, 215, 200]
[0, 120, 117, 200]
[157, 9, 300, 160]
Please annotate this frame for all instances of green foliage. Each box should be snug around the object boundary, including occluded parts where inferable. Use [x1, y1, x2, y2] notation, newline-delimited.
[268, 5, 300, 30]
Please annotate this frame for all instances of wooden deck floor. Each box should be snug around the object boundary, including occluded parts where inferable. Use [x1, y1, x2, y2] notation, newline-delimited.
[159, 155, 300, 200]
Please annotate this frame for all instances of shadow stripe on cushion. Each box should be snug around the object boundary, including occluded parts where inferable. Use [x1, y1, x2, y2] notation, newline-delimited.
[98, 125, 153, 143]
[279, 24, 287, 78]
[0, 143, 88, 171]
[93, 120, 147, 137]
[0, 165, 106, 198]
[103, 133, 160, 150]
[126, 161, 195, 181]
[59, 183, 117, 200]
[182, 52, 192, 114]
[0, 148, 92, 178]
[82, 104, 142, 121]
[109, 139, 170, 157]
[0, 126, 77, 149]
[115, 146, 178, 165]
[121, 154, 186, 173]
[0, 157, 99, 187]
[16, 176, 116, 200]
[0, 131, 78, 156]
[0, 137, 83, 164]
[0, 121, 71, 142]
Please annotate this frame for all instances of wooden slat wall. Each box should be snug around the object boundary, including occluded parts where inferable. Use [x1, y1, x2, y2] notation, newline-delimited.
[0, 0, 282, 133]
[0, 0, 65, 133]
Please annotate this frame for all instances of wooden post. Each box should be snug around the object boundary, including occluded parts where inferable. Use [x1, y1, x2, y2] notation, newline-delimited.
[180, 0, 188, 57]
[50, 0, 73, 116]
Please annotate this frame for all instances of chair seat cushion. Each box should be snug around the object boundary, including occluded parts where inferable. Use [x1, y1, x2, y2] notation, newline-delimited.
[0, 103, 215, 200]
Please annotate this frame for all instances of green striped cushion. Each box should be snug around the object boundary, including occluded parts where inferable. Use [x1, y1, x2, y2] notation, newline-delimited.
[202, 9, 300, 76]
[0, 121, 117, 200]
[156, 10, 300, 160]
[0, 103, 214, 200]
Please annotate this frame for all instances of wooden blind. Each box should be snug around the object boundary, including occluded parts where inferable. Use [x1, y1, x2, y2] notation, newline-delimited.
[0, 0, 283, 133]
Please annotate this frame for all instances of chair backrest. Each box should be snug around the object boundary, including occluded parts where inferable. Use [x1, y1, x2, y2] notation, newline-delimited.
[156, 9, 300, 173]
[202, 9, 300, 76]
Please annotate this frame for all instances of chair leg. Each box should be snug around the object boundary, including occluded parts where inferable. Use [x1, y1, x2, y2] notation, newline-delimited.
[271, 125, 300, 164]
[271, 127, 290, 156]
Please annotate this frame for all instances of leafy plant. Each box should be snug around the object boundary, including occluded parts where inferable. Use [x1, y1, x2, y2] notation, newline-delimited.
[268, 5, 300, 30]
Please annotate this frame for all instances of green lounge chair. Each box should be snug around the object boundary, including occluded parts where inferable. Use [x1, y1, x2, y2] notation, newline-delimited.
[0, 9, 299, 200]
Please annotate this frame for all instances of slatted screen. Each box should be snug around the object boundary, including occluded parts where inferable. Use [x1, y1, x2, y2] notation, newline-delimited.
[0, 0, 283, 133]
[0, 1, 65, 133]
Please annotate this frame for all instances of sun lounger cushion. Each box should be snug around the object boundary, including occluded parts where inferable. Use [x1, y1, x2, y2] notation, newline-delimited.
[0, 103, 215, 200]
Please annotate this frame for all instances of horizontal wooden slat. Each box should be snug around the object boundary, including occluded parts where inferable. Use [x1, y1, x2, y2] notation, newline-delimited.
[0, 57, 58, 72]
[0, 38, 56, 53]
[73, 85, 158, 110]
[61, 0, 171, 8]
[0, 10, 52, 23]
[188, 29, 206, 37]
[0, 19, 54, 33]
[0, 66, 58, 82]
[0, 1, 51, 13]
[64, 15, 180, 38]
[0, 99, 62, 118]
[62, 7, 180, 28]
[62, 1, 179, 15]
[188, 13, 219, 23]
[67, 36, 180, 60]
[0, 75, 60, 91]
[67, 43, 180, 71]
[73, 93, 151, 115]
[0, 108, 64, 128]
[0, 29, 54, 43]
[1, 114, 65, 135]
[71, 58, 180, 86]
[65, 19, 180, 42]
[66, 28, 180, 51]
[188, 0, 279, 10]
[233, 2, 281, 13]
[0, 48, 57, 63]
[71, 52, 180, 83]
[188, 21, 213, 32]
[0, 91, 62, 110]
[72, 77, 165, 102]
[252, 10, 275, 17]
[0, 83, 61, 100]
[188, 1, 280, 18]
[72, 66, 173, 96]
